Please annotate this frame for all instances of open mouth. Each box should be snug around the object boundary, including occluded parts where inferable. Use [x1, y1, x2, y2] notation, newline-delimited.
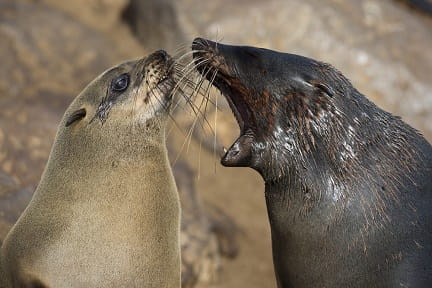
[192, 39, 255, 167]
[192, 51, 253, 135]
[212, 71, 250, 134]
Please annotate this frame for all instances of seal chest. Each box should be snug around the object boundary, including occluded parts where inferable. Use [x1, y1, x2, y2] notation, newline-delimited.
[192, 38, 432, 287]
[0, 50, 181, 287]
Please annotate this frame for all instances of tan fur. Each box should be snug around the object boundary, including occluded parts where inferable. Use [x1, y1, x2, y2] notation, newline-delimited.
[0, 54, 180, 287]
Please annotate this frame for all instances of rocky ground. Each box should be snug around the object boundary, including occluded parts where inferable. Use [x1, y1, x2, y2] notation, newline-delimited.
[1, 0, 431, 287]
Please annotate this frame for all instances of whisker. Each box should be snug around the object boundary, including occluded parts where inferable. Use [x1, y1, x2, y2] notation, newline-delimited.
[214, 87, 218, 172]
[174, 68, 214, 161]
[168, 44, 226, 166]
[170, 49, 208, 70]
[150, 83, 185, 138]
[171, 57, 209, 97]
[184, 66, 218, 153]
[171, 59, 217, 129]
[189, 65, 218, 133]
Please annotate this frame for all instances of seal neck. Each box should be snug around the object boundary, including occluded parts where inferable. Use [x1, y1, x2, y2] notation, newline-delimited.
[34, 120, 170, 201]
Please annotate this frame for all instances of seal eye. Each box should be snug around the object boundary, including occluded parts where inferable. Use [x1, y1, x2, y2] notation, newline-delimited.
[111, 73, 129, 92]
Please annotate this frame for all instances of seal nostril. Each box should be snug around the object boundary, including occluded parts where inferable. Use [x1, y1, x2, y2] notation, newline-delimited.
[192, 37, 219, 53]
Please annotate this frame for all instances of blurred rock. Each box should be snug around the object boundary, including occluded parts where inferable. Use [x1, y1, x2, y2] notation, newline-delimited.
[0, 171, 32, 244]
[0, 0, 126, 186]
[122, 0, 185, 52]
[172, 159, 239, 287]
[39, 0, 145, 58]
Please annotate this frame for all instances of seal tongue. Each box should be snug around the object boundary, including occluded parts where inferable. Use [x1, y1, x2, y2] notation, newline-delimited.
[221, 134, 253, 167]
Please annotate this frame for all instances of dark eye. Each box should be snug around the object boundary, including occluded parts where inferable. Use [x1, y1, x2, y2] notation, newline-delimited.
[111, 73, 129, 92]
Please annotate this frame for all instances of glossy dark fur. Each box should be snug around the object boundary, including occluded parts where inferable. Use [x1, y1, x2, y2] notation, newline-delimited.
[192, 38, 432, 287]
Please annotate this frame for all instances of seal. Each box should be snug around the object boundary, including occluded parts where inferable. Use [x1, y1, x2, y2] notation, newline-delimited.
[192, 38, 432, 287]
[0, 50, 181, 287]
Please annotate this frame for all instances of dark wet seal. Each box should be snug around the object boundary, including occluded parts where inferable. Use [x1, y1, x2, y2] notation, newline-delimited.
[192, 38, 432, 288]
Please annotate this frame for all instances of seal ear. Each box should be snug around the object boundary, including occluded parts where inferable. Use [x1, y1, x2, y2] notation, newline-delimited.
[66, 108, 86, 127]
[313, 82, 335, 98]
[295, 77, 335, 98]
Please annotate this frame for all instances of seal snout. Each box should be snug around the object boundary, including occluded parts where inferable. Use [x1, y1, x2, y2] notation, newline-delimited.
[148, 49, 171, 62]
[192, 37, 217, 54]
[192, 38, 220, 74]
[145, 49, 173, 75]
[143, 50, 175, 98]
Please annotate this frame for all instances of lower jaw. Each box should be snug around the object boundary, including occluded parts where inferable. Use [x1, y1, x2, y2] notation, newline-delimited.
[221, 132, 254, 167]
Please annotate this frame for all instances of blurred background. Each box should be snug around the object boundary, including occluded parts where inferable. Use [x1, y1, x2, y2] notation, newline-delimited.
[0, 0, 431, 287]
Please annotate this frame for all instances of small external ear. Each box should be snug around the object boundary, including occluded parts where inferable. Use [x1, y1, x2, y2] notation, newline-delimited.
[313, 82, 335, 98]
[295, 77, 335, 98]
[65, 108, 86, 127]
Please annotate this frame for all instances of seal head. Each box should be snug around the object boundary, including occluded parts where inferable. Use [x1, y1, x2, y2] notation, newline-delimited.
[192, 38, 345, 179]
[74, 49, 175, 127]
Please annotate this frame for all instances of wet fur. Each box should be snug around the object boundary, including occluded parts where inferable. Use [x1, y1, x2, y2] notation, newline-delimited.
[192, 38, 432, 287]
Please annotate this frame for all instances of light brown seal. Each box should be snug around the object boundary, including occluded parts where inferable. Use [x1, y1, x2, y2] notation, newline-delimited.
[0, 50, 180, 287]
